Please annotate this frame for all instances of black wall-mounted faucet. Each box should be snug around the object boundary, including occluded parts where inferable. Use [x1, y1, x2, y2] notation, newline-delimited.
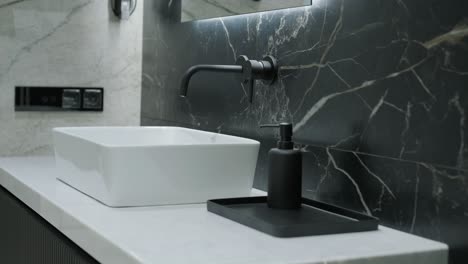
[180, 55, 278, 103]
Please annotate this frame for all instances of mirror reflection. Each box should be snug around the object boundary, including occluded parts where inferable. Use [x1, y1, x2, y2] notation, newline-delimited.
[181, 0, 312, 22]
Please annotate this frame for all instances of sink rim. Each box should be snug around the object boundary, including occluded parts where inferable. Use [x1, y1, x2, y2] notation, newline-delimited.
[53, 126, 260, 148]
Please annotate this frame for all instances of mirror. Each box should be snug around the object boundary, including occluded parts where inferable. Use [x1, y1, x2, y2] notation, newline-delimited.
[181, 0, 312, 22]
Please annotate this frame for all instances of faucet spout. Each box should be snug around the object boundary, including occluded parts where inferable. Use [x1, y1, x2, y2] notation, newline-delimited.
[180, 64, 243, 97]
[179, 55, 277, 103]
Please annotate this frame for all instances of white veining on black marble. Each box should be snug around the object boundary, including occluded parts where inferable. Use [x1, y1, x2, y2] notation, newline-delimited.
[411, 69, 436, 101]
[420, 163, 465, 182]
[410, 165, 420, 233]
[399, 102, 413, 159]
[218, 18, 237, 60]
[293, 56, 429, 132]
[354, 152, 396, 199]
[292, 0, 342, 118]
[326, 147, 372, 215]
[449, 93, 466, 169]
[424, 21, 468, 49]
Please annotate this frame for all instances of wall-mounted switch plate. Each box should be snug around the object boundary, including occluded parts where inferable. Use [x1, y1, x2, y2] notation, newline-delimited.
[83, 89, 103, 110]
[15, 87, 104, 112]
[62, 89, 82, 109]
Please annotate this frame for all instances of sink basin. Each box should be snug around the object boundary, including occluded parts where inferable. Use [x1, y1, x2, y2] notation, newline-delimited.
[53, 127, 260, 207]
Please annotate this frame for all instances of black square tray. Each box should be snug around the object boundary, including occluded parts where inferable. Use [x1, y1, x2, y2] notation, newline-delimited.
[207, 196, 378, 237]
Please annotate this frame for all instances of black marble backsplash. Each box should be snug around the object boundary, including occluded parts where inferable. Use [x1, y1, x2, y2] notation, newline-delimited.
[142, 1, 468, 263]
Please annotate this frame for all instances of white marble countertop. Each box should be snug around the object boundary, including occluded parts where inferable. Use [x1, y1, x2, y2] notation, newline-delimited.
[0, 157, 448, 264]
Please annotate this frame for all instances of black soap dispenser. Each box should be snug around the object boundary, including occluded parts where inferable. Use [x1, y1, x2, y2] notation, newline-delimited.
[260, 123, 302, 210]
[207, 122, 379, 237]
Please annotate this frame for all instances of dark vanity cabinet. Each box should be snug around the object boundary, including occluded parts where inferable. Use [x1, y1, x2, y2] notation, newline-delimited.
[0, 186, 99, 264]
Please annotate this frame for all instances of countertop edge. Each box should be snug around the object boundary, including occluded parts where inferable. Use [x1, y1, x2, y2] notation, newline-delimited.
[0, 165, 144, 264]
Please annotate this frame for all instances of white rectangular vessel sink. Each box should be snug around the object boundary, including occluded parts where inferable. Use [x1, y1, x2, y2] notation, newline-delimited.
[53, 127, 260, 207]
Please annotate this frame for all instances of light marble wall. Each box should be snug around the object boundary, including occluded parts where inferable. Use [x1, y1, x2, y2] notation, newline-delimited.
[0, 0, 143, 156]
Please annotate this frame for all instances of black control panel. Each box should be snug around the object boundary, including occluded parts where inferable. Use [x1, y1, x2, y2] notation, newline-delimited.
[15, 87, 104, 112]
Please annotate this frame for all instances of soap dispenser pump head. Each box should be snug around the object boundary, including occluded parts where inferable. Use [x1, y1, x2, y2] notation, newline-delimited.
[260, 123, 294, 150]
